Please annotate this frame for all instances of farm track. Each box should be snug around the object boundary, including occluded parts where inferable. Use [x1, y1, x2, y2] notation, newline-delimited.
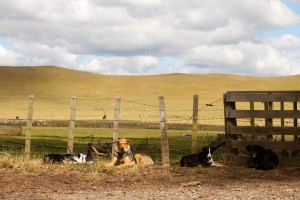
[1, 164, 299, 200]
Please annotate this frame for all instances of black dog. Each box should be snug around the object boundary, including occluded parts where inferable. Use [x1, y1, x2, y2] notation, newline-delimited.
[44, 150, 93, 164]
[180, 147, 215, 167]
[246, 145, 278, 170]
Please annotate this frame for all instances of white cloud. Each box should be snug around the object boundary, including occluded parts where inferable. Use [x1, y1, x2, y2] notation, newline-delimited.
[0, 44, 19, 65]
[12, 42, 78, 67]
[269, 34, 300, 49]
[79, 56, 158, 74]
[0, 0, 299, 76]
[184, 41, 300, 76]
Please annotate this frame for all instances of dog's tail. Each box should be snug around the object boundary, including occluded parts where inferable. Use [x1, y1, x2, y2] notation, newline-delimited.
[91, 146, 107, 157]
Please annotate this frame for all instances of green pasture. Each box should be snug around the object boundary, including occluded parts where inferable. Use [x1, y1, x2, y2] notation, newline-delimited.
[0, 127, 225, 163]
[1, 66, 299, 164]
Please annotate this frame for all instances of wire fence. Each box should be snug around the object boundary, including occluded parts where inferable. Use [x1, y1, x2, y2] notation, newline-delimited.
[0, 95, 226, 163]
[1, 95, 299, 163]
[0, 96, 225, 125]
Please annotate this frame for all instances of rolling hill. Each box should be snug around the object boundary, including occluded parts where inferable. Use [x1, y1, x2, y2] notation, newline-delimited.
[1, 66, 299, 98]
[0, 66, 299, 123]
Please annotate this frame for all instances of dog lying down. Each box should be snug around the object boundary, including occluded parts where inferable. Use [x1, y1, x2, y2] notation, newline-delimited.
[106, 138, 154, 168]
[246, 145, 278, 170]
[44, 150, 93, 164]
[180, 146, 222, 167]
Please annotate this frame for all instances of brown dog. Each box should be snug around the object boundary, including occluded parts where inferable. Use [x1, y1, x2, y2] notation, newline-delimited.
[106, 138, 154, 168]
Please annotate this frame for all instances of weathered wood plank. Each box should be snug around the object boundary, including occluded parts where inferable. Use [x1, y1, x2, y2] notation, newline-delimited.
[279, 157, 300, 166]
[223, 93, 237, 135]
[229, 126, 300, 136]
[226, 110, 300, 118]
[227, 140, 300, 150]
[228, 155, 300, 166]
[159, 96, 170, 168]
[25, 95, 34, 159]
[67, 96, 77, 154]
[191, 95, 198, 154]
[225, 91, 300, 102]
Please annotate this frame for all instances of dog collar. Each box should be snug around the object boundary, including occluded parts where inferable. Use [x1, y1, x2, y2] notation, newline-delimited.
[114, 150, 135, 162]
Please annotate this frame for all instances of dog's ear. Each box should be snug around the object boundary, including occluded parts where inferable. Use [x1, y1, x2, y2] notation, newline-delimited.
[114, 139, 120, 144]
[246, 145, 252, 152]
[126, 139, 131, 145]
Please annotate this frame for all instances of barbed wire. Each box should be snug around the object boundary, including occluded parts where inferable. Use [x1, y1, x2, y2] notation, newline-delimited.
[34, 97, 71, 100]
[183, 98, 224, 124]
[1, 96, 299, 126]
[0, 107, 28, 109]
[121, 99, 157, 108]
[198, 98, 223, 111]
[77, 97, 115, 101]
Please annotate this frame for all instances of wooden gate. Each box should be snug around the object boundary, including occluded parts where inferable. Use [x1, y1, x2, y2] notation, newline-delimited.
[224, 91, 300, 166]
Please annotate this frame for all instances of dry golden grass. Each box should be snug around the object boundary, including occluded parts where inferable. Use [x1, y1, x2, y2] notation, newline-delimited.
[0, 66, 299, 124]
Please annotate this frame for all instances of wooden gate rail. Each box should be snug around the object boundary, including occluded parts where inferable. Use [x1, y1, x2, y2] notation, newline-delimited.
[224, 91, 300, 166]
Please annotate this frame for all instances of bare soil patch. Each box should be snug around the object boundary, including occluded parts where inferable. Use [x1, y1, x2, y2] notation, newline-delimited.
[1, 163, 300, 199]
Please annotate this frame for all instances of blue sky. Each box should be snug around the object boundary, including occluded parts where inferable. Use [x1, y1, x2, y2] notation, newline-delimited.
[0, 0, 300, 76]
[265, 0, 300, 37]
[0, 37, 12, 50]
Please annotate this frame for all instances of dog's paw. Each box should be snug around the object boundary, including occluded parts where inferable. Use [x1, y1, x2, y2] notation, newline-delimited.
[211, 161, 223, 167]
[104, 162, 115, 168]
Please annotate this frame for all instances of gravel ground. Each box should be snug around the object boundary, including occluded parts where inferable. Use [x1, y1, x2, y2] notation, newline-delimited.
[1, 165, 300, 200]
[4, 181, 299, 200]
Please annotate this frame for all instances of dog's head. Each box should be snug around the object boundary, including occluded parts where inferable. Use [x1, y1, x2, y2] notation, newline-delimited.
[114, 138, 131, 153]
[200, 146, 215, 165]
[70, 151, 93, 164]
[84, 150, 93, 163]
[246, 145, 265, 158]
[246, 145, 265, 153]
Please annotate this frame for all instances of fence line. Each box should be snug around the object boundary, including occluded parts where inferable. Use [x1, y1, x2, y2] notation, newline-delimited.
[158, 96, 170, 168]
[24, 95, 34, 159]
[1, 94, 231, 167]
[112, 96, 121, 155]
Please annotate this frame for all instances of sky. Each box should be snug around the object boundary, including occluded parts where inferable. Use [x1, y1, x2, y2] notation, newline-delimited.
[0, 0, 300, 76]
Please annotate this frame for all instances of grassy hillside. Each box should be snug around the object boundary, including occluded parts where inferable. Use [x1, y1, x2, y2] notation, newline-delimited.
[1, 66, 299, 98]
[0, 66, 299, 124]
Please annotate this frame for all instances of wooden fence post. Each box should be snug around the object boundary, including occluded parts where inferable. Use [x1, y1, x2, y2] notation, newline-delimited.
[292, 102, 298, 157]
[191, 95, 198, 154]
[158, 96, 170, 168]
[112, 96, 121, 155]
[68, 96, 77, 153]
[280, 102, 285, 142]
[24, 95, 34, 159]
[264, 101, 273, 141]
[293, 102, 298, 141]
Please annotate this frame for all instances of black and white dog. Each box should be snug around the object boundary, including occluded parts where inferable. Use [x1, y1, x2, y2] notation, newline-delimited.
[44, 150, 93, 164]
[180, 147, 215, 167]
[246, 145, 278, 170]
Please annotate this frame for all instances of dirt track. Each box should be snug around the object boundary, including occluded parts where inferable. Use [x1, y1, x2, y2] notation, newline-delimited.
[1, 165, 300, 200]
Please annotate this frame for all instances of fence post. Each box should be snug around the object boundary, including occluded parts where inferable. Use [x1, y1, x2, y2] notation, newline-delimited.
[191, 95, 199, 154]
[158, 96, 170, 168]
[68, 96, 77, 153]
[264, 101, 273, 141]
[280, 102, 285, 141]
[293, 102, 298, 141]
[24, 95, 34, 159]
[112, 96, 121, 155]
[292, 102, 298, 157]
